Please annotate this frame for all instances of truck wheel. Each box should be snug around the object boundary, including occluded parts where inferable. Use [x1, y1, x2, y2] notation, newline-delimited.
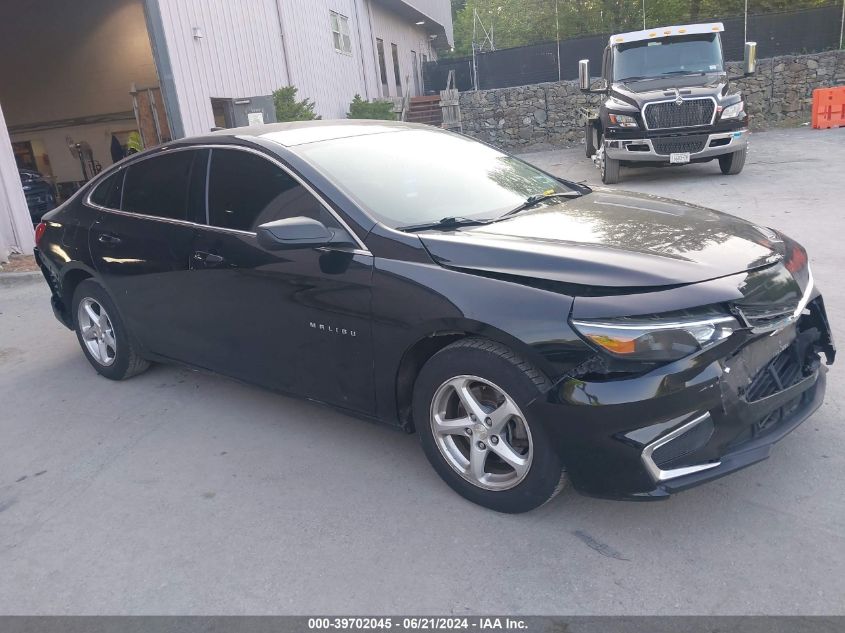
[719, 147, 746, 175]
[584, 124, 597, 157]
[600, 135, 621, 184]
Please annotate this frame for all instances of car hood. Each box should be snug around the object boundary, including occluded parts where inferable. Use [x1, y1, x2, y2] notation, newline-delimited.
[418, 189, 782, 291]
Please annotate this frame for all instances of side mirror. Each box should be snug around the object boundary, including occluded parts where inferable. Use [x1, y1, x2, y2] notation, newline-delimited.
[743, 42, 757, 75]
[578, 59, 591, 91]
[256, 216, 333, 250]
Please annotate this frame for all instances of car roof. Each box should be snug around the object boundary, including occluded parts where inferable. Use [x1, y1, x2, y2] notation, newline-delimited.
[207, 119, 435, 147]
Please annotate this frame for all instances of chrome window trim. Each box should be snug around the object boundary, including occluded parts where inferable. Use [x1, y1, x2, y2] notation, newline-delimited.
[83, 143, 371, 253]
[641, 412, 721, 482]
[642, 96, 718, 131]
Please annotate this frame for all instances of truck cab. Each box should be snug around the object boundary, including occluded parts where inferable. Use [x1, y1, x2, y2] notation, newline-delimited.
[579, 23, 757, 184]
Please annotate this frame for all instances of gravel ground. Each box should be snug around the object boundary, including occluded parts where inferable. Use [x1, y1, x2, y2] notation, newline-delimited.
[0, 126, 843, 615]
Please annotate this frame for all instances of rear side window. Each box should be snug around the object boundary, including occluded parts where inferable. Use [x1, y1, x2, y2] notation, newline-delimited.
[89, 171, 124, 209]
[122, 151, 195, 220]
[207, 149, 337, 232]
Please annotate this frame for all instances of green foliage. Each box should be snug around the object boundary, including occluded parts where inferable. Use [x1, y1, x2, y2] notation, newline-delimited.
[273, 86, 320, 122]
[347, 95, 397, 120]
[450, 0, 834, 56]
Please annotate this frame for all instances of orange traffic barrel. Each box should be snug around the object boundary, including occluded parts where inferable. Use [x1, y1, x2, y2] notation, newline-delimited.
[812, 87, 845, 129]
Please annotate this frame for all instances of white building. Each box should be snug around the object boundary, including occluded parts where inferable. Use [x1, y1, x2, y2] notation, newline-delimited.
[0, 0, 453, 260]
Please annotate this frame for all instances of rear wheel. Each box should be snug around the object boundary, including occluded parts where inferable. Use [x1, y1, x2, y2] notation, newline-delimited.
[72, 279, 150, 380]
[413, 338, 566, 513]
[719, 147, 747, 175]
[584, 123, 597, 157]
[600, 135, 621, 184]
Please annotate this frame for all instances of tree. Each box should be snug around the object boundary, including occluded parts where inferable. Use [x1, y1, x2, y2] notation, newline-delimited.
[272, 86, 320, 122]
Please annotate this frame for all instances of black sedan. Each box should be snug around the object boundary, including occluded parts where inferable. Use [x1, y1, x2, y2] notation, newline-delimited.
[34, 121, 835, 513]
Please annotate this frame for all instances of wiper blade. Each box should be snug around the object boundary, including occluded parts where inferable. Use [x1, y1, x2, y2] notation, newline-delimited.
[499, 191, 582, 219]
[660, 70, 708, 76]
[397, 216, 493, 233]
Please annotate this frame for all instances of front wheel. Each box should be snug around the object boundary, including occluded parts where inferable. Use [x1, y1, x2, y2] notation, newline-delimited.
[719, 147, 747, 175]
[413, 338, 566, 513]
[584, 123, 597, 157]
[600, 135, 621, 184]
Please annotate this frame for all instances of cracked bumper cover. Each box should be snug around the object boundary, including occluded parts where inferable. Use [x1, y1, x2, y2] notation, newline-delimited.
[526, 294, 834, 501]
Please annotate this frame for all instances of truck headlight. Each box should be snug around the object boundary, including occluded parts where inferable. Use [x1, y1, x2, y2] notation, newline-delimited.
[571, 313, 739, 362]
[608, 113, 638, 128]
[721, 101, 745, 120]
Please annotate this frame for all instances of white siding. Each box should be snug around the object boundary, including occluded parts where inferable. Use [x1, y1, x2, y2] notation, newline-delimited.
[368, 2, 437, 98]
[155, 0, 292, 136]
[153, 0, 451, 129]
[276, 0, 379, 119]
[0, 103, 34, 261]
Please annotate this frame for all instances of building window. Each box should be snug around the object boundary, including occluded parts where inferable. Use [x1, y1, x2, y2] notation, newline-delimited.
[391, 43, 402, 95]
[330, 11, 352, 54]
[376, 39, 390, 96]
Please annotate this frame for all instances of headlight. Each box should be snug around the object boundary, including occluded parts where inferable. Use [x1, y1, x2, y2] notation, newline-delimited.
[571, 313, 739, 362]
[721, 101, 745, 120]
[608, 113, 638, 128]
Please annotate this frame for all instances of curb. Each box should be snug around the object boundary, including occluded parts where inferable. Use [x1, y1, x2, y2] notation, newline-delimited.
[0, 271, 43, 288]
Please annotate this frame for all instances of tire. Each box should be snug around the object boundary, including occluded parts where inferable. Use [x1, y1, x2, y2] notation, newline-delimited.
[600, 135, 621, 184]
[413, 337, 566, 513]
[584, 123, 597, 157]
[72, 279, 150, 380]
[719, 147, 746, 175]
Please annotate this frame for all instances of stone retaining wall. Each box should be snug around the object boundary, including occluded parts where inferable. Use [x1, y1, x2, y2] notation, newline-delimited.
[458, 50, 845, 152]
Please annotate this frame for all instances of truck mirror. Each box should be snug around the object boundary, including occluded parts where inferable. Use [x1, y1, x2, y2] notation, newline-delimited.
[743, 42, 757, 75]
[578, 60, 591, 91]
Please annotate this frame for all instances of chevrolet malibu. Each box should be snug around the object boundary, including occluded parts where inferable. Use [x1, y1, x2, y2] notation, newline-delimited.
[34, 121, 835, 513]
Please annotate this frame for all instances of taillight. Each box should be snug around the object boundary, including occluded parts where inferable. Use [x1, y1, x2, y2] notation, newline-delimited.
[34, 222, 47, 246]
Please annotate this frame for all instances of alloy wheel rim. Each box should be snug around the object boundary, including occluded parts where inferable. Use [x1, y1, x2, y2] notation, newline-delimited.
[430, 375, 533, 491]
[77, 297, 117, 367]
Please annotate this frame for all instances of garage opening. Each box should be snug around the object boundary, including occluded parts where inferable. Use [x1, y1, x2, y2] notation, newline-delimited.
[0, 0, 171, 224]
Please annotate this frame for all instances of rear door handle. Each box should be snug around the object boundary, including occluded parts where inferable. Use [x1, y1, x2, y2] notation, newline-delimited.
[193, 251, 225, 266]
[98, 233, 122, 245]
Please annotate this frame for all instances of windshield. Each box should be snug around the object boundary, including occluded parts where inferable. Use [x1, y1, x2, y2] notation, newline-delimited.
[295, 129, 573, 228]
[613, 33, 723, 81]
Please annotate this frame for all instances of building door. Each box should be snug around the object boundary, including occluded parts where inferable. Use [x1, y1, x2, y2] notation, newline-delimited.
[411, 51, 420, 96]
[376, 39, 390, 97]
[391, 43, 402, 96]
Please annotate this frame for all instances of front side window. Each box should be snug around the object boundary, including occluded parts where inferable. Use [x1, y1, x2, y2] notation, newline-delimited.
[297, 129, 571, 228]
[613, 34, 724, 81]
[206, 149, 338, 232]
[121, 150, 195, 220]
[331, 11, 352, 54]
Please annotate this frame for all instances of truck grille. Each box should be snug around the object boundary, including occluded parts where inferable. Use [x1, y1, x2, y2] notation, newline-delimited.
[652, 135, 708, 155]
[644, 98, 715, 129]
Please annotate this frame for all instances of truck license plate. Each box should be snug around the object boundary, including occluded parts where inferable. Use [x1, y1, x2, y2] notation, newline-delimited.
[670, 152, 690, 164]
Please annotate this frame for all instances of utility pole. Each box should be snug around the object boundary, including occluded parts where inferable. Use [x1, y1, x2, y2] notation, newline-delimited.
[556, 0, 561, 82]
[642, 0, 646, 29]
[840, 0, 844, 50]
[744, 0, 749, 43]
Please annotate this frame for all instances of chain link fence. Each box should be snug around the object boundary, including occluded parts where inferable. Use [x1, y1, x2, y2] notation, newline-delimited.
[425, 2, 844, 92]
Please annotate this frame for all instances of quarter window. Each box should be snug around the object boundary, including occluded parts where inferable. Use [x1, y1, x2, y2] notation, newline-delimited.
[206, 149, 338, 232]
[89, 170, 124, 209]
[121, 151, 195, 220]
[331, 11, 352, 54]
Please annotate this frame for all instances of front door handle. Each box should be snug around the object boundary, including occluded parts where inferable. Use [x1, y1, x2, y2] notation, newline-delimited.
[193, 251, 225, 266]
[98, 233, 122, 245]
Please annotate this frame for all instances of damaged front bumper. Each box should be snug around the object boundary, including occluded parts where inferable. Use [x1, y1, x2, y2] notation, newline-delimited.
[530, 294, 834, 500]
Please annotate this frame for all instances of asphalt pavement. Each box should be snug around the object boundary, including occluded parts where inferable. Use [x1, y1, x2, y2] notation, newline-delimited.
[0, 126, 843, 615]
